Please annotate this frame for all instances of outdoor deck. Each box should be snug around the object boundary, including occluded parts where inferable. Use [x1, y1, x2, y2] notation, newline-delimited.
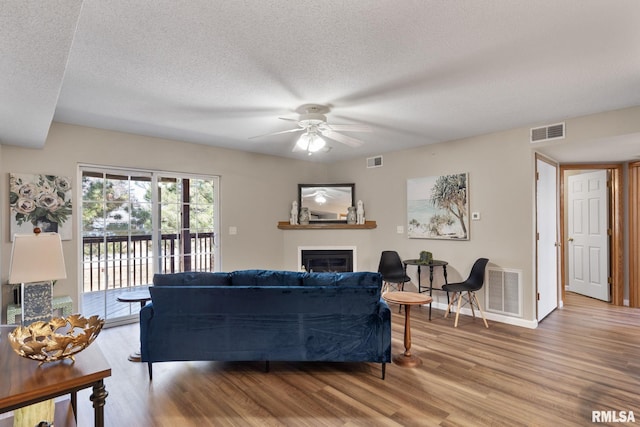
[81, 285, 151, 323]
[79, 232, 214, 324]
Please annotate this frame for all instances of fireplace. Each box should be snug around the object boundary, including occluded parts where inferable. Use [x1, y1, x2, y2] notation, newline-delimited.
[299, 247, 356, 272]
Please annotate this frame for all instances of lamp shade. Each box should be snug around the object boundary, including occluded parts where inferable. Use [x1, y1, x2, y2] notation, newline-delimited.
[9, 232, 67, 284]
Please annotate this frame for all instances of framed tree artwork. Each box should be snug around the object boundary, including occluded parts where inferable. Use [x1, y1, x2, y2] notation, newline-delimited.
[9, 173, 73, 240]
[407, 173, 469, 240]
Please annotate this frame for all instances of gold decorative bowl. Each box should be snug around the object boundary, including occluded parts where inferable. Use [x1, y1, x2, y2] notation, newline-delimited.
[8, 314, 104, 365]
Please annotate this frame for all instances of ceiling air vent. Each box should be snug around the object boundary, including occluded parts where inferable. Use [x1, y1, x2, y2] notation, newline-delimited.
[366, 155, 383, 168]
[530, 122, 565, 143]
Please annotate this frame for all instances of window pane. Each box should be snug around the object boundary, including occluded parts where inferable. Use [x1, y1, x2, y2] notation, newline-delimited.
[159, 178, 180, 203]
[82, 240, 106, 293]
[159, 232, 181, 274]
[82, 174, 105, 202]
[131, 176, 151, 203]
[131, 202, 152, 234]
[103, 202, 128, 232]
[190, 204, 214, 231]
[83, 202, 105, 235]
[105, 174, 130, 201]
[160, 203, 180, 232]
[189, 179, 211, 202]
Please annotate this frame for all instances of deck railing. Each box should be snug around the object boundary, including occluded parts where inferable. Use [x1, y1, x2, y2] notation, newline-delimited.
[82, 232, 215, 292]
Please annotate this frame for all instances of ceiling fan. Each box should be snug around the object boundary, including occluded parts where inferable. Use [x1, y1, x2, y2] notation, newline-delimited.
[250, 104, 371, 154]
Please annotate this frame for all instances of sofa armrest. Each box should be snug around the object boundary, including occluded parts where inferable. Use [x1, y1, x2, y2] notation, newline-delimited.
[377, 298, 391, 318]
[377, 299, 392, 362]
[140, 301, 154, 322]
[139, 302, 154, 361]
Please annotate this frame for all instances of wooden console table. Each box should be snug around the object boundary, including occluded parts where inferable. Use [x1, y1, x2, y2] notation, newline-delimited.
[0, 325, 111, 426]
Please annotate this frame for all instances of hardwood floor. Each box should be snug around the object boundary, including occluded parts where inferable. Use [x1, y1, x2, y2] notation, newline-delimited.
[73, 292, 640, 426]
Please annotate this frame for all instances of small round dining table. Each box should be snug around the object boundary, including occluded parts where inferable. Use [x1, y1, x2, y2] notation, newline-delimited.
[402, 259, 448, 320]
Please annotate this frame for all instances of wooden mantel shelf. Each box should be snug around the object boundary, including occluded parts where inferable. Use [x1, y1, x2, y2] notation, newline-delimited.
[278, 220, 377, 230]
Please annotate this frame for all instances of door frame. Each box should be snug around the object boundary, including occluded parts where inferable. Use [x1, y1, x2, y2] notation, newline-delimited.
[629, 161, 640, 307]
[535, 154, 559, 320]
[559, 163, 623, 305]
[566, 169, 609, 301]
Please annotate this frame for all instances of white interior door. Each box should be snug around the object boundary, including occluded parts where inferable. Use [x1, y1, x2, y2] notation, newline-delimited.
[567, 170, 610, 301]
[536, 158, 558, 320]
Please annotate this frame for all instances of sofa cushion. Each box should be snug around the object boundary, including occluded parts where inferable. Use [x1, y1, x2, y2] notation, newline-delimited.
[231, 270, 304, 287]
[303, 272, 382, 288]
[153, 271, 231, 286]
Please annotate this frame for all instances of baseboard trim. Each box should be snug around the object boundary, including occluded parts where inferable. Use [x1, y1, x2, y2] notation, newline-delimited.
[428, 301, 538, 329]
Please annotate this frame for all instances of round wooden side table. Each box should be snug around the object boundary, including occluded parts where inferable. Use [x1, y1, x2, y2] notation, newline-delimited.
[382, 291, 433, 367]
[116, 290, 151, 362]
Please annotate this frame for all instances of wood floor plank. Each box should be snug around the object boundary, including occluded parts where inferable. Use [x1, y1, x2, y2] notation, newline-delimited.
[71, 292, 640, 426]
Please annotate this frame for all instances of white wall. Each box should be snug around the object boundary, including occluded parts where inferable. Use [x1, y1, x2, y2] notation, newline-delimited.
[323, 127, 537, 321]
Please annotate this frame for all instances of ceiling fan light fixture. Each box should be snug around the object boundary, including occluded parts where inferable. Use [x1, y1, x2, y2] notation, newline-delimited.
[297, 132, 326, 153]
[308, 134, 326, 153]
[254, 104, 367, 152]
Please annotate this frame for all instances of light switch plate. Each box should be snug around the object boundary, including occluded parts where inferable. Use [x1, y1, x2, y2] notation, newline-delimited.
[396, 225, 404, 234]
[471, 212, 481, 220]
[229, 226, 238, 235]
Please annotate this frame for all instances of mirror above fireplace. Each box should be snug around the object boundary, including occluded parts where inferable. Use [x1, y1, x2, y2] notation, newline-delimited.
[298, 183, 355, 223]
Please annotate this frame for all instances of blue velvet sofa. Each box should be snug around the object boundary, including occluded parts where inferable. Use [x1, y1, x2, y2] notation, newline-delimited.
[140, 270, 391, 379]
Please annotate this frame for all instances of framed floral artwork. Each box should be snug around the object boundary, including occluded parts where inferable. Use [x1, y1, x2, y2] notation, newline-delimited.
[9, 173, 73, 240]
[407, 173, 469, 240]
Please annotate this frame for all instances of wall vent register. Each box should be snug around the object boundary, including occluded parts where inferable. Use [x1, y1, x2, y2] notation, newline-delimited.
[530, 122, 565, 143]
[486, 267, 522, 317]
[366, 156, 383, 168]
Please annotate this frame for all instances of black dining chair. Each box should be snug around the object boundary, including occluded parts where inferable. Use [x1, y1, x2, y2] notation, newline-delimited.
[377, 251, 411, 295]
[442, 258, 489, 328]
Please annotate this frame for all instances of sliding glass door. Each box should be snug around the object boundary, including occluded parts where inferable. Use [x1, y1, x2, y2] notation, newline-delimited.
[80, 167, 219, 324]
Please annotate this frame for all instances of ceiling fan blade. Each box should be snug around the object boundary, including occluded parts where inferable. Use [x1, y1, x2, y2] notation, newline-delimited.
[325, 124, 372, 132]
[249, 127, 304, 140]
[279, 117, 299, 122]
[321, 130, 364, 148]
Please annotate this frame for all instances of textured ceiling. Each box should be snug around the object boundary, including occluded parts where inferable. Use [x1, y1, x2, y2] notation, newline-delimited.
[2, 1, 640, 162]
